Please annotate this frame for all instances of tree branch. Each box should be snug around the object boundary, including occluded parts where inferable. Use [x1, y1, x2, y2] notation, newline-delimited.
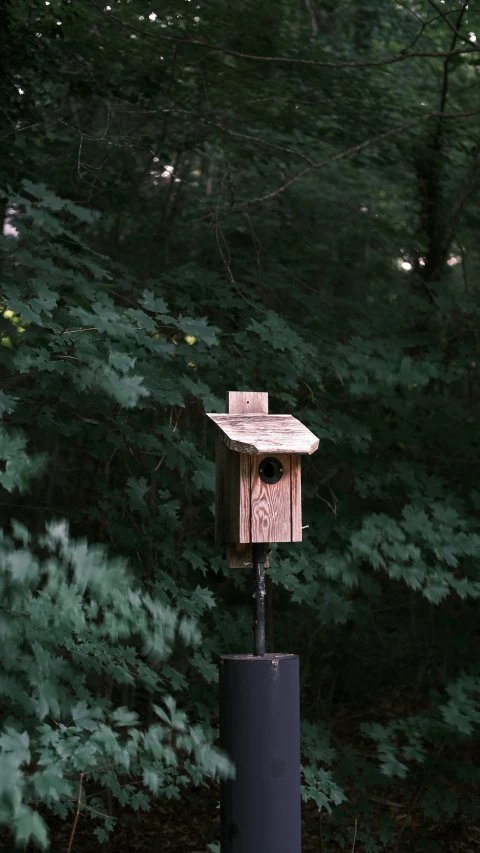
[87, 0, 479, 69]
[236, 108, 480, 208]
[67, 773, 84, 853]
[172, 109, 316, 166]
[444, 146, 479, 252]
[438, 3, 468, 115]
[416, 2, 469, 285]
[424, 0, 478, 49]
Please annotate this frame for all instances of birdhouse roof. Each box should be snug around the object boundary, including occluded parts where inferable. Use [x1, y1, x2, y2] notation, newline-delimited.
[206, 413, 319, 455]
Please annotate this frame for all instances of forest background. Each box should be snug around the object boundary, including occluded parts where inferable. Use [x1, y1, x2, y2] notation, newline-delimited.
[1, 0, 480, 850]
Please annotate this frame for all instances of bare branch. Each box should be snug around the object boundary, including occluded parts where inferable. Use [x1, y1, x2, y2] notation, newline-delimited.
[304, 0, 318, 39]
[352, 819, 358, 853]
[81, 803, 112, 819]
[437, 4, 468, 118]
[62, 328, 98, 335]
[424, 0, 479, 49]
[444, 146, 479, 251]
[0, 120, 51, 146]
[87, 0, 479, 69]
[237, 108, 480, 208]
[67, 773, 84, 853]
[173, 109, 316, 166]
[395, 1, 433, 52]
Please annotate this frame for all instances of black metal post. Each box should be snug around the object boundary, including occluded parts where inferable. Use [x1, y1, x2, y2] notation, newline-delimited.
[252, 542, 267, 656]
[219, 653, 301, 853]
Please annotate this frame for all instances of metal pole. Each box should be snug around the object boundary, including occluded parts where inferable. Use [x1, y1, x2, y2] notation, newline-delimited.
[252, 542, 267, 656]
[219, 653, 302, 853]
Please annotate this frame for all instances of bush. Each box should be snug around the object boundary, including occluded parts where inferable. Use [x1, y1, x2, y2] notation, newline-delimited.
[0, 520, 232, 849]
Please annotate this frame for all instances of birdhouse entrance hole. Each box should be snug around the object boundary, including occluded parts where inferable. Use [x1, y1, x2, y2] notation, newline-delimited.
[259, 457, 284, 484]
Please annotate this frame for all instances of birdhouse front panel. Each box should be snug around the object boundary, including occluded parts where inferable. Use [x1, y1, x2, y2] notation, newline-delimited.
[250, 453, 301, 543]
[214, 444, 303, 544]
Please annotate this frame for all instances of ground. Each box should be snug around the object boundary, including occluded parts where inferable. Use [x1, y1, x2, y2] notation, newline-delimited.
[2, 786, 480, 852]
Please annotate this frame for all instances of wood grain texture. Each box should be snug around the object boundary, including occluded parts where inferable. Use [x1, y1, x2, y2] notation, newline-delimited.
[206, 413, 319, 455]
[215, 392, 269, 546]
[290, 455, 302, 541]
[215, 441, 252, 542]
[215, 439, 240, 542]
[238, 453, 251, 543]
[227, 391, 268, 414]
[224, 391, 262, 551]
[250, 454, 292, 543]
[226, 543, 270, 569]
[228, 392, 254, 543]
[214, 392, 308, 549]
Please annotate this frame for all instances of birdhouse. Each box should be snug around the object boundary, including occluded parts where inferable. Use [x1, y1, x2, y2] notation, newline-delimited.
[207, 392, 319, 565]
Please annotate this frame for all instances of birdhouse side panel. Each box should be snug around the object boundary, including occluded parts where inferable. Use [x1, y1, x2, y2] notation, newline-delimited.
[238, 454, 252, 543]
[215, 441, 251, 543]
[290, 454, 302, 541]
[215, 440, 239, 542]
[250, 453, 292, 543]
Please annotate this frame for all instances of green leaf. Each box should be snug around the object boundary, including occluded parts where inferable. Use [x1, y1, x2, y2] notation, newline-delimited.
[14, 807, 48, 851]
[0, 391, 16, 416]
[140, 290, 169, 315]
[142, 769, 160, 794]
[0, 728, 30, 764]
[111, 708, 140, 728]
[71, 701, 103, 732]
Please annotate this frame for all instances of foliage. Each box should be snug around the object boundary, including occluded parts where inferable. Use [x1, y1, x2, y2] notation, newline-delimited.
[0, 520, 231, 849]
[1, 0, 480, 848]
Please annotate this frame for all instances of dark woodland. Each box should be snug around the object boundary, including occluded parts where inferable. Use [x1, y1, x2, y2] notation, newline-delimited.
[1, 1, 480, 850]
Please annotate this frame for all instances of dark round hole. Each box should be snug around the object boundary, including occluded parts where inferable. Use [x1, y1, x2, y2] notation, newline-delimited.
[259, 457, 284, 485]
[263, 461, 275, 479]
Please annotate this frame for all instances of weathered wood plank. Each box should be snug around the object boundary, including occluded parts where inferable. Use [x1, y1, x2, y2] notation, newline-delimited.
[239, 453, 251, 543]
[215, 439, 240, 542]
[224, 392, 263, 559]
[250, 453, 292, 543]
[226, 543, 270, 569]
[227, 391, 268, 414]
[206, 413, 319, 455]
[290, 454, 302, 541]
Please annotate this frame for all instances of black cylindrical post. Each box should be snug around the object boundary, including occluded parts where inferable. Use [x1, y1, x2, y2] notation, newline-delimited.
[219, 653, 301, 853]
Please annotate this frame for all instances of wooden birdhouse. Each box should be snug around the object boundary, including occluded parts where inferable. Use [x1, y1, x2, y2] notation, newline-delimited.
[207, 392, 319, 566]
